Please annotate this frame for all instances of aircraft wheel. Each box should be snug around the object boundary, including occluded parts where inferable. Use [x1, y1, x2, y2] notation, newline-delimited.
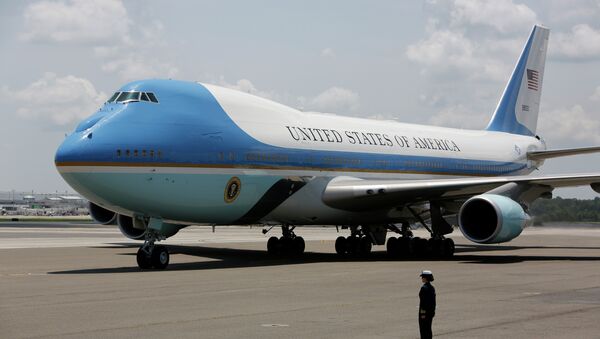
[397, 237, 412, 258]
[151, 245, 169, 269]
[335, 236, 347, 255]
[411, 237, 428, 257]
[293, 236, 305, 256]
[428, 238, 443, 258]
[358, 236, 372, 256]
[346, 236, 359, 256]
[386, 237, 398, 257]
[136, 247, 152, 269]
[442, 238, 455, 258]
[267, 236, 279, 255]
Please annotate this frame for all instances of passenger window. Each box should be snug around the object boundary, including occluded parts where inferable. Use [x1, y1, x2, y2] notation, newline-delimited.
[147, 92, 159, 103]
[141, 93, 150, 101]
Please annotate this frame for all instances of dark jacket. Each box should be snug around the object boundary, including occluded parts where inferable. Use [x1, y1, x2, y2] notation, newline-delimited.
[419, 282, 436, 317]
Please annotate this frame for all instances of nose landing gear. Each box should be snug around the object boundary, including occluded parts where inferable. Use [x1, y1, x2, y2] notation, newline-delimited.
[136, 230, 170, 269]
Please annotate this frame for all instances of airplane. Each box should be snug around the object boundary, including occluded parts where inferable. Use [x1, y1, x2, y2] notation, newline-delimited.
[55, 25, 600, 269]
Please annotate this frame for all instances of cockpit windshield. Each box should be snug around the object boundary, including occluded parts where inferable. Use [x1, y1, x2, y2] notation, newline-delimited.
[107, 91, 159, 104]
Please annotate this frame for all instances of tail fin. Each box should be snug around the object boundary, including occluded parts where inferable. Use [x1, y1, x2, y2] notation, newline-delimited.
[486, 25, 549, 136]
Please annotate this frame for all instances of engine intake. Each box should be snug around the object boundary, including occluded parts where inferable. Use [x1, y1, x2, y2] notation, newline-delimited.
[458, 194, 530, 244]
[88, 202, 117, 225]
[117, 214, 147, 240]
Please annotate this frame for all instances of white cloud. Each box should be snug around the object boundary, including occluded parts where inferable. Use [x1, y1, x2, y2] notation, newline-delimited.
[450, 0, 537, 33]
[303, 87, 360, 114]
[101, 54, 179, 81]
[591, 86, 600, 101]
[3, 73, 107, 126]
[406, 29, 512, 82]
[406, 0, 535, 83]
[552, 24, 600, 60]
[21, 0, 131, 44]
[321, 47, 335, 58]
[20, 1, 178, 81]
[538, 105, 600, 145]
[217, 77, 276, 100]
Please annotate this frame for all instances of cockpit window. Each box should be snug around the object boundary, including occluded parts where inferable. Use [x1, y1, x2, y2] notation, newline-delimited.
[108, 91, 158, 104]
[146, 92, 159, 103]
[107, 92, 120, 103]
[117, 91, 140, 103]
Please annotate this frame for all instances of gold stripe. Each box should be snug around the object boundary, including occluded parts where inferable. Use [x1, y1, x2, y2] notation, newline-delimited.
[55, 161, 496, 177]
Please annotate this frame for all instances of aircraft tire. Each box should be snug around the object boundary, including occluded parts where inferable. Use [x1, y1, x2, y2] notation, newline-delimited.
[386, 237, 398, 257]
[428, 238, 443, 258]
[267, 236, 279, 255]
[293, 236, 305, 256]
[397, 237, 412, 258]
[280, 237, 293, 255]
[346, 236, 359, 256]
[411, 237, 428, 257]
[335, 236, 347, 255]
[151, 245, 169, 269]
[359, 236, 372, 255]
[442, 238, 455, 258]
[136, 247, 152, 269]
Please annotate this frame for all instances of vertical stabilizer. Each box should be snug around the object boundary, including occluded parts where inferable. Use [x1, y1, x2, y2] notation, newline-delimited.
[486, 25, 549, 136]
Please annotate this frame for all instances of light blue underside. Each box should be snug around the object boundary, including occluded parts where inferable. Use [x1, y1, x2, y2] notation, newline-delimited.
[61, 172, 282, 223]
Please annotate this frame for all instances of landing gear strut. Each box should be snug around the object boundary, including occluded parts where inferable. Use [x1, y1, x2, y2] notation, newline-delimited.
[335, 225, 373, 257]
[266, 224, 305, 257]
[386, 202, 456, 259]
[136, 230, 170, 269]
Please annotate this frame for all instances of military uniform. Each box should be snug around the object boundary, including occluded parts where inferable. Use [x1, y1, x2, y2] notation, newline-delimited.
[419, 272, 436, 339]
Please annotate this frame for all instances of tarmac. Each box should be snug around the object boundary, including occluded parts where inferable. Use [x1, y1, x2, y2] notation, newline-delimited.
[1, 223, 600, 339]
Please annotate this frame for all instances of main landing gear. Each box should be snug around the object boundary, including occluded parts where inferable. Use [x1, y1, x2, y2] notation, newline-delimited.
[266, 224, 305, 257]
[136, 230, 170, 269]
[335, 225, 374, 256]
[386, 234, 455, 259]
[387, 202, 456, 259]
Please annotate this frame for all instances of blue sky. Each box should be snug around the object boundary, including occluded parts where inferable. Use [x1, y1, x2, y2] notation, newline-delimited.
[1, 0, 599, 198]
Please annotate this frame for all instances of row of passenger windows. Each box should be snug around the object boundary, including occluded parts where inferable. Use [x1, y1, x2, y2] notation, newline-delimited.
[107, 91, 159, 104]
[112, 149, 517, 173]
[116, 149, 162, 158]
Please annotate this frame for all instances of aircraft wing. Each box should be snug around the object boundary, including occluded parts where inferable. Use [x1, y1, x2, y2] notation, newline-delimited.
[322, 173, 600, 211]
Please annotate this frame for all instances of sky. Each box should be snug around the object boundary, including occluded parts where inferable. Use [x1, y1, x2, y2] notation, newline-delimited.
[1, 0, 599, 198]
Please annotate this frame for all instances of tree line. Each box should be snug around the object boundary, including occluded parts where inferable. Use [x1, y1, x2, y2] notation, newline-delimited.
[530, 197, 600, 223]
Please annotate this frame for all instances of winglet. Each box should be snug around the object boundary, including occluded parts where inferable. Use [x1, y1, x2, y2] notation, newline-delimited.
[486, 25, 550, 136]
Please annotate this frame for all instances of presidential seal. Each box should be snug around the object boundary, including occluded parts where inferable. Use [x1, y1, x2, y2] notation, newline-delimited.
[224, 177, 241, 203]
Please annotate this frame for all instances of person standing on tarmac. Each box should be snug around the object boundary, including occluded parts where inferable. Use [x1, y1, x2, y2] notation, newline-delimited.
[419, 270, 436, 339]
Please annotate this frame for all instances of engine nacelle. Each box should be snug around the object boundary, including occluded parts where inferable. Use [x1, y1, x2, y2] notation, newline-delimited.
[117, 214, 147, 240]
[458, 194, 531, 244]
[88, 202, 117, 225]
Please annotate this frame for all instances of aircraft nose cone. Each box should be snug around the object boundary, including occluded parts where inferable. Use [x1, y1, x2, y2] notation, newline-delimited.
[55, 132, 93, 165]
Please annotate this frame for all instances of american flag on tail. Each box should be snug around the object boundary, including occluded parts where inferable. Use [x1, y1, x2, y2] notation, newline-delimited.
[527, 69, 539, 91]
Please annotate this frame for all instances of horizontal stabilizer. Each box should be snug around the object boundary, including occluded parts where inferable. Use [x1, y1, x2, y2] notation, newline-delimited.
[527, 146, 600, 160]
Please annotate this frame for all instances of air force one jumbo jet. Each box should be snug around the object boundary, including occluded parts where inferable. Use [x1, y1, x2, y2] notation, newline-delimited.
[56, 25, 600, 269]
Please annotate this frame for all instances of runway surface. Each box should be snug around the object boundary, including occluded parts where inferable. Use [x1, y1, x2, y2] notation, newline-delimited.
[1, 223, 600, 338]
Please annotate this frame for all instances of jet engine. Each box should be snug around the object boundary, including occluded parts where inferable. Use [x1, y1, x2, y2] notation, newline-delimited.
[88, 202, 117, 225]
[458, 194, 530, 244]
[117, 214, 147, 240]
